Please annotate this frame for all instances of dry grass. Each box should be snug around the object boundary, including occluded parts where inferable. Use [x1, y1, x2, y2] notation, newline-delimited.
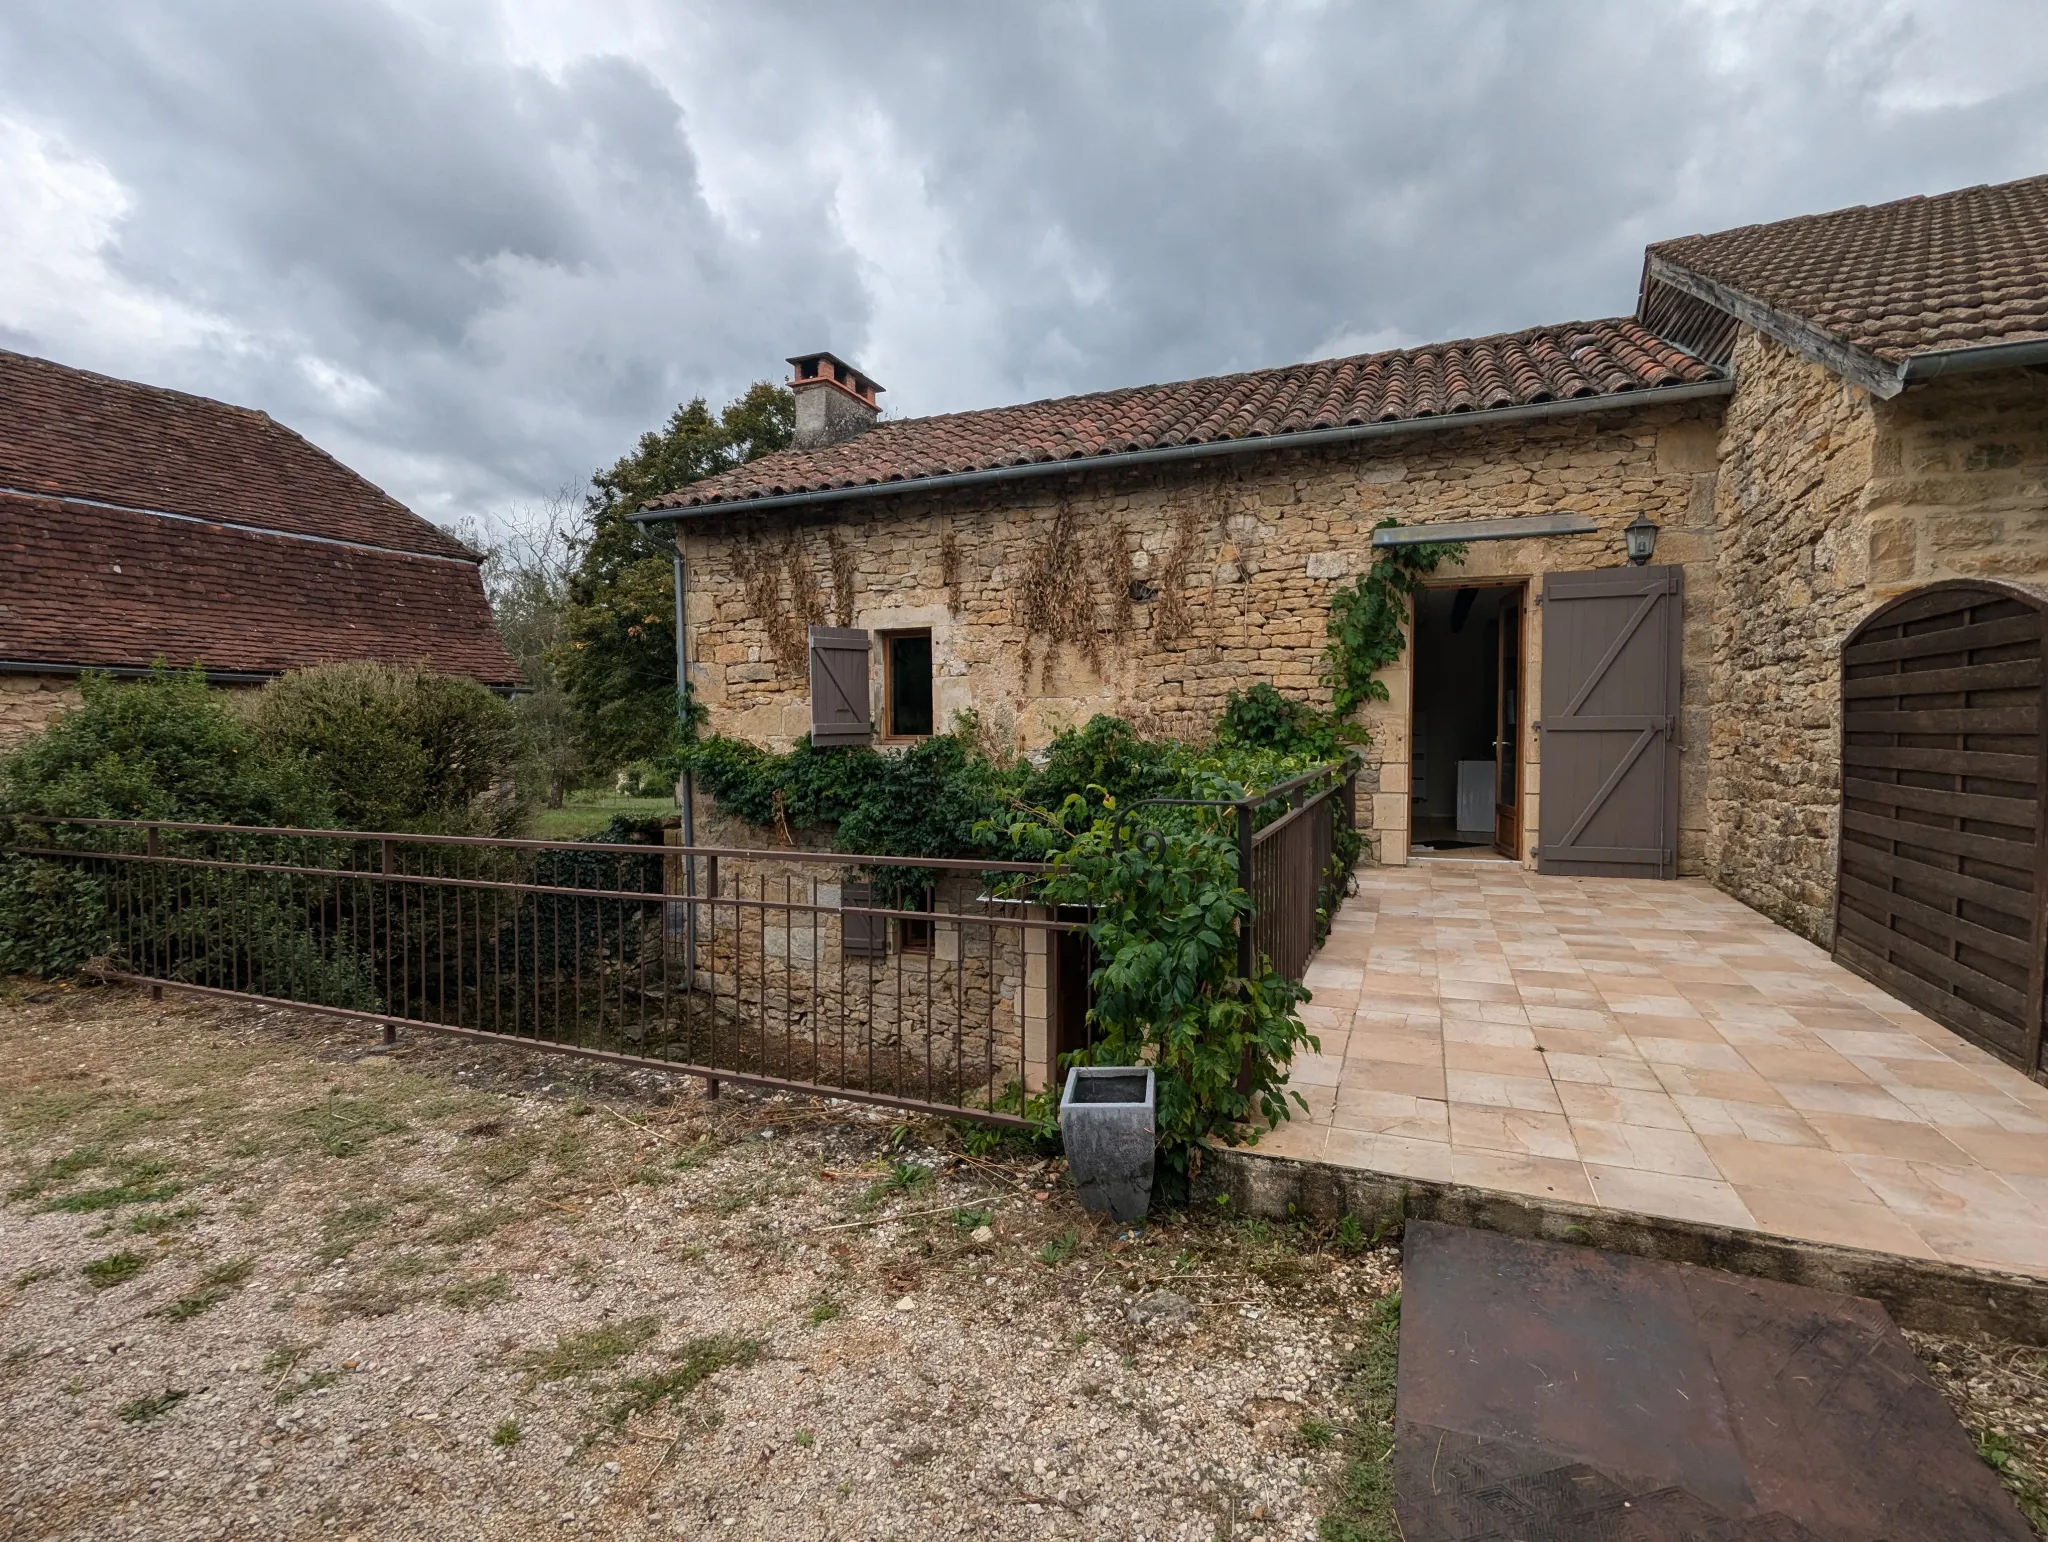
[0, 978, 1398, 1542]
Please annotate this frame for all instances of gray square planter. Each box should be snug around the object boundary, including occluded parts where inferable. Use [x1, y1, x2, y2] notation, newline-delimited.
[1059, 1066, 1155, 1223]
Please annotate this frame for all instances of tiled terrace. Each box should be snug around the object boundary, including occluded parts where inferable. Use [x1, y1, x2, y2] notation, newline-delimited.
[1259, 862, 2048, 1279]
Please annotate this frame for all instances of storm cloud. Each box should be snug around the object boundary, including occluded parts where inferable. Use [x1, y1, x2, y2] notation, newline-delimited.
[1, 1, 2043, 527]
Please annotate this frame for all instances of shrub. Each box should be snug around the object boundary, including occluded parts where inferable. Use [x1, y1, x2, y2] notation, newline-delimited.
[0, 666, 331, 826]
[0, 667, 335, 977]
[249, 662, 520, 834]
[1216, 683, 1349, 762]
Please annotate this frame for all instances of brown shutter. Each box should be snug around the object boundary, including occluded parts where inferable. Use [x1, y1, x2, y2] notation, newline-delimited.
[809, 627, 872, 745]
[1536, 565, 1683, 878]
[840, 880, 887, 958]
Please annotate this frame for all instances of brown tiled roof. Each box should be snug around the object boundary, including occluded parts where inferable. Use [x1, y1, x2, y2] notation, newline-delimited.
[1646, 174, 2048, 368]
[648, 318, 1720, 513]
[0, 348, 474, 559]
[0, 492, 519, 686]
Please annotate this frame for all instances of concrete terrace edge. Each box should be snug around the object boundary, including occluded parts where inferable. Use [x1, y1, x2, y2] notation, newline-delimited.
[1201, 1147, 2048, 1348]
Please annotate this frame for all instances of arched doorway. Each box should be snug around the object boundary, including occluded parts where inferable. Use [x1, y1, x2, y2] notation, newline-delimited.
[1834, 580, 2048, 1077]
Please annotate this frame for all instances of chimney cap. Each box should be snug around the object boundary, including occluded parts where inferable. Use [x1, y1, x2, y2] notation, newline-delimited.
[786, 351, 883, 406]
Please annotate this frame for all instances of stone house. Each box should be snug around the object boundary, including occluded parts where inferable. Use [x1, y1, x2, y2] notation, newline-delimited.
[641, 176, 2048, 1079]
[0, 348, 518, 746]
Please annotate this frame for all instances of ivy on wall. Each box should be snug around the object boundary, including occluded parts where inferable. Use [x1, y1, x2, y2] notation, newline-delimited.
[1320, 519, 1468, 719]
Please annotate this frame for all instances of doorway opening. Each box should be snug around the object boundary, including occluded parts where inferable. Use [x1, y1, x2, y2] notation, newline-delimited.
[1409, 583, 1527, 861]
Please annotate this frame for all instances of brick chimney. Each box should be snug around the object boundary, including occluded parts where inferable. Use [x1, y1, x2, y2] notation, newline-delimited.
[788, 352, 882, 449]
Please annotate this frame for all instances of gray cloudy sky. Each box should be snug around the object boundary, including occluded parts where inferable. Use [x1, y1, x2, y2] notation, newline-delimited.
[2, 1, 2045, 531]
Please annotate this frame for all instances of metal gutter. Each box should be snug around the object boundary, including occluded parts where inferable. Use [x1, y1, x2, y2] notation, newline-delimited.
[632, 377, 1735, 525]
[0, 485, 484, 566]
[1898, 337, 2048, 382]
[0, 659, 282, 685]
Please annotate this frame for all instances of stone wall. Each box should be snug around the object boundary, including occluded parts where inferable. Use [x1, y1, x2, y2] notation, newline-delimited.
[680, 398, 1727, 871]
[0, 674, 82, 750]
[1706, 329, 2048, 943]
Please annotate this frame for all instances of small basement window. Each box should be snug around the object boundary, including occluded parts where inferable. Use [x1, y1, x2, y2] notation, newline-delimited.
[882, 631, 934, 739]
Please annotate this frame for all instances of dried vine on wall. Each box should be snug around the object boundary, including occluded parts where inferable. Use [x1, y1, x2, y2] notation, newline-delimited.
[940, 528, 962, 615]
[731, 530, 828, 679]
[827, 529, 857, 627]
[1018, 500, 1101, 687]
[1153, 504, 1204, 644]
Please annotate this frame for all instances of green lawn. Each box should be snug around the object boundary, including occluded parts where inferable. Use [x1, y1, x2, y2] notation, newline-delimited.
[529, 791, 677, 841]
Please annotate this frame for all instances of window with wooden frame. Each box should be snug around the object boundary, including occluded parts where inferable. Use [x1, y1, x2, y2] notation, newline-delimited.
[881, 630, 935, 740]
[896, 888, 935, 953]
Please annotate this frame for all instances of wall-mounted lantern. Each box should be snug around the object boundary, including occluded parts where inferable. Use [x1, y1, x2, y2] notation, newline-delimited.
[1624, 514, 1660, 566]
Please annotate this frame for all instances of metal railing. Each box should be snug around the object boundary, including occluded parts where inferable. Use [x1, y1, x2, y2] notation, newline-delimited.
[5, 766, 1357, 1122]
[4, 817, 1087, 1127]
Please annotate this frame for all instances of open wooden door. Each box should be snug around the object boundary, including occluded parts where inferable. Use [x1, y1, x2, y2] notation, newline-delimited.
[1494, 594, 1523, 857]
[1536, 566, 1683, 878]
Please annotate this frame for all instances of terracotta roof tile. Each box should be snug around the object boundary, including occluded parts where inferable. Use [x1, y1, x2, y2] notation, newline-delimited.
[0, 492, 519, 686]
[651, 318, 1719, 512]
[0, 348, 474, 559]
[1648, 173, 2048, 365]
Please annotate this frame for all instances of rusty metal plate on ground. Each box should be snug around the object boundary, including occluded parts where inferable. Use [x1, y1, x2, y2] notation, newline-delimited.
[1395, 1221, 2031, 1541]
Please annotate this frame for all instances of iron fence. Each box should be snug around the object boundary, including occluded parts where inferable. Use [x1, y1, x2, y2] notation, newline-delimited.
[4, 817, 1086, 1126]
[5, 763, 1357, 1123]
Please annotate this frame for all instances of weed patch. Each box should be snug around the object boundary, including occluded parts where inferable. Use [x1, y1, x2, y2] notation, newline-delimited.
[805, 1293, 843, 1327]
[317, 1202, 392, 1263]
[117, 1388, 188, 1424]
[126, 1203, 199, 1235]
[81, 1251, 149, 1289]
[430, 1206, 520, 1246]
[442, 1273, 511, 1311]
[163, 1256, 257, 1321]
[858, 1161, 931, 1214]
[491, 1418, 522, 1447]
[1977, 1428, 2048, 1531]
[37, 1156, 181, 1214]
[520, 1315, 659, 1382]
[1317, 1291, 1400, 1541]
[290, 1091, 407, 1158]
[1038, 1229, 1078, 1267]
[606, 1336, 760, 1426]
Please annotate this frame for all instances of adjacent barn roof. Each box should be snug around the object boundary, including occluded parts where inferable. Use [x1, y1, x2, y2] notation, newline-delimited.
[1644, 173, 2048, 394]
[643, 318, 1724, 517]
[0, 349, 517, 687]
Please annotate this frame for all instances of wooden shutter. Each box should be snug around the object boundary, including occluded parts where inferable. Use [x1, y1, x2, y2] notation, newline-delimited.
[809, 627, 872, 746]
[1536, 565, 1683, 878]
[1833, 581, 2047, 1076]
[840, 880, 887, 958]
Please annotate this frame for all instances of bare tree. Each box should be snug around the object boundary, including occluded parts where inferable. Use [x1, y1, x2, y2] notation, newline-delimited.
[471, 490, 585, 808]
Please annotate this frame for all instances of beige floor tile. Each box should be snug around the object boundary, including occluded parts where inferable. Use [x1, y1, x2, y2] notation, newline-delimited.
[1735, 1189, 1938, 1258]
[1444, 1070, 1562, 1114]
[1629, 1038, 1749, 1072]
[1526, 1005, 1616, 1032]
[1571, 1120, 1719, 1179]
[1809, 1028, 1950, 1063]
[1362, 1134, 1456, 1183]
[1555, 1082, 1690, 1130]
[1806, 1114, 1972, 1163]
[1342, 1058, 1445, 1100]
[1252, 1120, 1328, 1161]
[1448, 1103, 1578, 1161]
[1646, 1064, 1789, 1104]
[1940, 1124, 2048, 1177]
[1449, 1149, 1595, 1204]
[1524, 1027, 1633, 1057]
[1583, 1165, 1756, 1230]
[1869, 1055, 2031, 1093]
[1332, 1090, 1450, 1142]
[1444, 1041, 1548, 1079]
[1675, 1097, 1822, 1146]
[1285, 1052, 1345, 1088]
[1877, 1084, 2025, 1129]
[1344, 1028, 1442, 1067]
[1541, 1052, 1665, 1092]
[1775, 1081, 1919, 1121]
[1700, 1135, 1875, 1196]
[1738, 1046, 1871, 1084]
[1441, 1018, 1540, 1051]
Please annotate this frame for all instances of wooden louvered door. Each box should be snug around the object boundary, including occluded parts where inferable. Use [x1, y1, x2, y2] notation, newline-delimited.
[1535, 566, 1684, 878]
[1834, 582, 2048, 1076]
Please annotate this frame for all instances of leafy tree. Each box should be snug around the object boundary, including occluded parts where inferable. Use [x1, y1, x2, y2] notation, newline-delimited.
[555, 383, 795, 776]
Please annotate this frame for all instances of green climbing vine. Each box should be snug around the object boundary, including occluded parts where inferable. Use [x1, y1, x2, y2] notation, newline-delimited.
[1321, 519, 1468, 718]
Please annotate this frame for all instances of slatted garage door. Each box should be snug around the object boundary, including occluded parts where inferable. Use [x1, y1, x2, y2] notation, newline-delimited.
[1833, 580, 2048, 1077]
[1536, 566, 1684, 879]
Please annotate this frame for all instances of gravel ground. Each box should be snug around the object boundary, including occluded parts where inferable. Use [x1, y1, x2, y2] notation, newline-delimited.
[0, 981, 1399, 1542]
